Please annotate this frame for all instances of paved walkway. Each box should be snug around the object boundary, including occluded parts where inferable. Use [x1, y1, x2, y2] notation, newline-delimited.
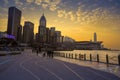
[0, 49, 120, 80]
[55, 57, 120, 78]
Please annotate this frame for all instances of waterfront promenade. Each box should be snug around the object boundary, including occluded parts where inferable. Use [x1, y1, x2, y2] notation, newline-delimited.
[0, 49, 120, 80]
[55, 57, 120, 78]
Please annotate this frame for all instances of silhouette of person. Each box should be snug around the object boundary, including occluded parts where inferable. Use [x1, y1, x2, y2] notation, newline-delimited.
[37, 49, 39, 56]
[43, 52, 46, 57]
[51, 51, 54, 58]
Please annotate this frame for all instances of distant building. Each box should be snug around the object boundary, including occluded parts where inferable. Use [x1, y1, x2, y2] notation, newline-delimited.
[63, 36, 75, 42]
[55, 31, 61, 43]
[46, 28, 50, 43]
[17, 25, 22, 42]
[0, 32, 6, 38]
[60, 36, 64, 43]
[23, 21, 34, 43]
[50, 27, 57, 44]
[94, 32, 97, 42]
[35, 33, 39, 42]
[75, 41, 102, 50]
[7, 7, 21, 40]
[75, 33, 102, 50]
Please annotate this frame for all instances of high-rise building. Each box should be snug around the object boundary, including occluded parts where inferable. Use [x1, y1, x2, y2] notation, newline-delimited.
[50, 27, 56, 42]
[7, 7, 21, 40]
[94, 32, 97, 42]
[39, 13, 46, 27]
[46, 28, 50, 43]
[38, 14, 63, 48]
[23, 21, 34, 43]
[60, 36, 64, 43]
[17, 25, 22, 42]
[49, 27, 57, 47]
[38, 14, 47, 44]
[35, 33, 39, 42]
[55, 31, 61, 43]
[50, 27, 55, 36]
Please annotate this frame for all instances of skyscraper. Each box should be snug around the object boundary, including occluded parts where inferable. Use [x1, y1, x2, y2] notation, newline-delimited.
[50, 27, 57, 46]
[38, 14, 63, 48]
[35, 33, 39, 42]
[39, 13, 46, 27]
[94, 32, 97, 42]
[17, 25, 22, 42]
[23, 21, 34, 43]
[38, 14, 47, 44]
[7, 7, 21, 40]
[46, 28, 50, 43]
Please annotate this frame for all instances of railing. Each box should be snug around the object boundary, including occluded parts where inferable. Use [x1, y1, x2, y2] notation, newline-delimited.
[54, 52, 120, 66]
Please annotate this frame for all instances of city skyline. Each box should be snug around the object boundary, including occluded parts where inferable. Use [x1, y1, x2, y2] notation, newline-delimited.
[0, 0, 120, 49]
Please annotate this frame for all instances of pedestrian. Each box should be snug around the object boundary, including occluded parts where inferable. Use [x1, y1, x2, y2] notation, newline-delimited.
[37, 49, 39, 56]
[32, 48, 34, 53]
[43, 52, 46, 57]
[51, 51, 54, 58]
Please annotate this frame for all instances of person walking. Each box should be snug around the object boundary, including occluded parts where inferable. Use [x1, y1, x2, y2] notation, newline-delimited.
[37, 49, 39, 56]
[51, 51, 54, 58]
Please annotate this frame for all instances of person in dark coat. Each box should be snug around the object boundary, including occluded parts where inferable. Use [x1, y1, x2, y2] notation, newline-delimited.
[36, 49, 39, 56]
[51, 51, 54, 58]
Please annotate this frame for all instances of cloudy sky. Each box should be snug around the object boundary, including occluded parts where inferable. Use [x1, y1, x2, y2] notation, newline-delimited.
[0, 0, 120, 49]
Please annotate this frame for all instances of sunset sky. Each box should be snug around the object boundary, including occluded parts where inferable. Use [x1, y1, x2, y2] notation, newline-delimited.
[0, 0, 120, 49]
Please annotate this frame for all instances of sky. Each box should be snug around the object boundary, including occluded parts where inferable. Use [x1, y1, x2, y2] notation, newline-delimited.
[0, 0, 120, 49]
